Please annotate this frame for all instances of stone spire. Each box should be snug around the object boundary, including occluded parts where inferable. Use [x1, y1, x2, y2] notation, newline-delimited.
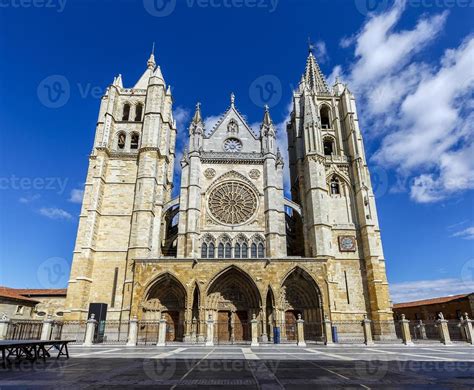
[191, 102, 203, 126]
[303, 50, 329, 93]
[262, 104, 273, 128]
[261, 105, 276, 154]
[147, 42, 156, 70]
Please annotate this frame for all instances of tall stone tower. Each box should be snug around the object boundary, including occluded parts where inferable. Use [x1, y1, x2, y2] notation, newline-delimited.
[64, 46, 394, 342]
[64, 52, 177, 320]
[287, 48, 393, 334]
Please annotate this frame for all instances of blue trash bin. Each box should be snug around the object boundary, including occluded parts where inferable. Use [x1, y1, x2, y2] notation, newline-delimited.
[273, 327, 281, 344]
[331, 325, 338, 343]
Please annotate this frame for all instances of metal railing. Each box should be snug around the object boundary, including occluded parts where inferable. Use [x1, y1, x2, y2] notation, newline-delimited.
[57, 321, 87, 344]
[6, 320, 43, 340]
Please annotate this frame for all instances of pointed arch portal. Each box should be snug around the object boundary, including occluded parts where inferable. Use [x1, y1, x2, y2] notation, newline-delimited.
[207, 267, 261, 344]
[142, 273, 186, 341]
[280, 267, 324, 342]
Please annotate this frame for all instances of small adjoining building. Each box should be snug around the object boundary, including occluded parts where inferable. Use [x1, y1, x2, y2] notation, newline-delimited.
[0, 286, 67, 320]
[393, 293, 474, 321]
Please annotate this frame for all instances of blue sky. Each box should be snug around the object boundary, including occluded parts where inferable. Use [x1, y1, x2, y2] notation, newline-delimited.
[0, 0, 473, 302]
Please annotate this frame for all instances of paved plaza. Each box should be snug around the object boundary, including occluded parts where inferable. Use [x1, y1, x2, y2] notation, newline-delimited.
[1, 344, 473, 388]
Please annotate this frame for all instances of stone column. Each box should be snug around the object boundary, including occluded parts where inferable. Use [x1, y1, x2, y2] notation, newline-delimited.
[259, 309, 267, 342]
[40, 315, 54, 340]
[462, 313, 474, 345]
[191, 317, 197, 343]
[436, 313, 452, 345]
[251, 314, 259, 347]
[362, 315, 374, 346]
[126, 317, 138, 347]
[0, 318, 10, 340]
[157, 315, 167, 346]
[197, 306, 205, 343]
[296, 314, 306, 347]
[323, 315, 333, 345]
[399, 314, 413, 346]
[205, 314, 214, 346]
[83, 314, 97, 346]
[416, 320, 427, 340]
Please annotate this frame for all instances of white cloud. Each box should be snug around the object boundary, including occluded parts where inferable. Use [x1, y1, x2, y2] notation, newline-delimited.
[173, 106, 191, 132]
[38, 207, 72, 220]
[390, 278, 474, 303]
[19, 194, 40, 204]
[451, 226, 474, 240]
[314, 40, 328, 63]
[204, 114, 222, 135]
[68, 189, 84, 204]
[331, 0, 474, 203]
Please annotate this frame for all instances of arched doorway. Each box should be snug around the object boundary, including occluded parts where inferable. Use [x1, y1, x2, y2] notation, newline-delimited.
[207, 267, 261, 344]
[266, 287, 275, 342]
[280, 267, 323, 342]
[142, 273, 186, 341]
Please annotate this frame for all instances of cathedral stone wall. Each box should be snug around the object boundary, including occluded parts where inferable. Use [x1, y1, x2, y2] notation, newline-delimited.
[63, 50, 395, 341]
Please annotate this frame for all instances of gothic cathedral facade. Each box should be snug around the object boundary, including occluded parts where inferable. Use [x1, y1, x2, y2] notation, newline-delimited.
[64, 49, 395, 342]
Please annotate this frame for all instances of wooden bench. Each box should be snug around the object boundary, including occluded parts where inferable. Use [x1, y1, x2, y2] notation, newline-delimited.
[0, 339, 75, 367]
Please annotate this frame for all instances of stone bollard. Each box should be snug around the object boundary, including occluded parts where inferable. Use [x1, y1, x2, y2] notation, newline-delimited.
[0, 317, 10, 340]
[462, 313, 474, 345]
[126, 317, 138, 347]
[399, 314, 414, 346]
[323, 315, 333, 345]
[205, 314, 214, 346]
[436, 312, 452, 345]
[362, 314, 374, 346]
[40, 315, 54, 340]
[83, 314, 98, 346]
[251, 314, 259, 347]
[296, 314, 306, 347]
[157, 315, 167, 346]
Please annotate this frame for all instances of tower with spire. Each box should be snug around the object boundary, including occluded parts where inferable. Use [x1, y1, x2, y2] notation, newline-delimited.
[64, 44, 395, 343]
[65, 49, 177, 321]
[286, 47, 393, 338]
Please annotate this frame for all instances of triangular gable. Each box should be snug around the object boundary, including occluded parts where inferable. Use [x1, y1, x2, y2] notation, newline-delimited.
[205, 105, 259, 140]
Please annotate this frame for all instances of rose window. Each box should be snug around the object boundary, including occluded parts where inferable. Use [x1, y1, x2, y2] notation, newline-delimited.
[223, 138, 242, 153]
[208, 182, 257, 225]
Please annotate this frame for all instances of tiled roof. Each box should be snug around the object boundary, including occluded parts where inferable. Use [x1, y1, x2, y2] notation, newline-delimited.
[0, 287, 39, 303]
[14, 288, 67, 297]
[393, 293, 472, 309]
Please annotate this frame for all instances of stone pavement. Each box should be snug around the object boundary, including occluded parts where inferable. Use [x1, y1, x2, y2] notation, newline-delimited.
[1, 344, 473, 388]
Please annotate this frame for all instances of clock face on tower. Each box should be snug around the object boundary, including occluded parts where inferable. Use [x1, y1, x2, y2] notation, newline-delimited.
[338, 236, 356, 252]
[223, 138, 242, 153]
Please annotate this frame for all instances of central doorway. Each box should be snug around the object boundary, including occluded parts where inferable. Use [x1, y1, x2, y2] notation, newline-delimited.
[207, 266, 261, 344]
[217, 310, 249, 343]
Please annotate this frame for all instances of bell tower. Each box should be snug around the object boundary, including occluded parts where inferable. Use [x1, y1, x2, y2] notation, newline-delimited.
[64, 50, 177, 320]
[287, 47, 393, 337]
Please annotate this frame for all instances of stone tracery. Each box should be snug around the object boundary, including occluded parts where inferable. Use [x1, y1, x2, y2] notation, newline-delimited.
[208, 181, 257, 225]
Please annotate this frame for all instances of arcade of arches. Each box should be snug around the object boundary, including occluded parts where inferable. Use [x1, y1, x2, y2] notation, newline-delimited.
[139, 267, 324, 343]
